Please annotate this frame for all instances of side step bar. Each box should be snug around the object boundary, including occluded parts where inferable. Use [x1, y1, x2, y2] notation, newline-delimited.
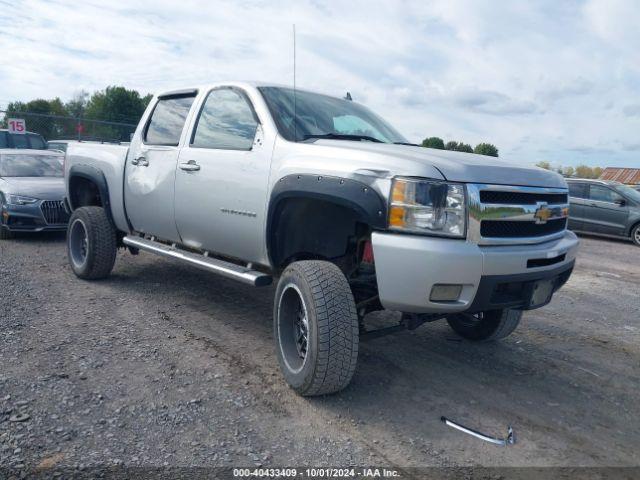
[122, 236, 272, 287]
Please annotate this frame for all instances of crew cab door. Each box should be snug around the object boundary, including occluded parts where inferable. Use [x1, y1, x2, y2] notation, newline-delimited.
[174, 87, 272, 264]
[124, 93, 196, 242]
[583, 184, 629, 236]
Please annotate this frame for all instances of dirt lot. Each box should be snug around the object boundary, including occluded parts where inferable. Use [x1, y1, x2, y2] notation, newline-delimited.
[1, 233, 639, 475]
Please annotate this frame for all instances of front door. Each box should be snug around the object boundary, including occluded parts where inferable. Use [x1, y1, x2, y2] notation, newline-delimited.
[124, 93, 196, 242]
[567, 182, 588, 231]
[174, 87, 272, 264]
[584, 184, 629, 236]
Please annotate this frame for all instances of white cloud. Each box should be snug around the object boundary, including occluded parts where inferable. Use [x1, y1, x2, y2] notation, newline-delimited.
[0, 0, 639, 167]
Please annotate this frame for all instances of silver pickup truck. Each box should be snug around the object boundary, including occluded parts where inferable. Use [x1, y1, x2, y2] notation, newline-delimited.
[64, 82, 579, 395]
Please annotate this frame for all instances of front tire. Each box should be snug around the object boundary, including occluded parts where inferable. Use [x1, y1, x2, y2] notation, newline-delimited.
[446, 309, 523, 341]
[631, 224, 640, 247]
[274, 260, 359, 396]
[67, 206, 117, 279]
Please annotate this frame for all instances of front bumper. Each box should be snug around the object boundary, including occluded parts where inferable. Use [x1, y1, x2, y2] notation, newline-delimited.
[2, 201, 69, 232]
[372, 230, 579, 314]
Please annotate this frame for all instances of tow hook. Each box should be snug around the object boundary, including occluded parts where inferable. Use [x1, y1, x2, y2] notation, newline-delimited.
[441, 416, 515, 446]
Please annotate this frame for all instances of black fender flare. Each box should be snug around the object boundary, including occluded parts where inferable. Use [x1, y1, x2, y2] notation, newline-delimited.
[266, 174, 388, 266]
[67, 164, 112, 221]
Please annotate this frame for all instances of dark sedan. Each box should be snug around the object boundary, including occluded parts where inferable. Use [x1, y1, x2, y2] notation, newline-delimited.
[0, 149, 69, 239]
[567, 178, 640, 246]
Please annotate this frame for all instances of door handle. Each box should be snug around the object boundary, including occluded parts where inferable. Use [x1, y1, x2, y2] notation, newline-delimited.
[179, 161, 201, 172]
[132, 156, 149, 167]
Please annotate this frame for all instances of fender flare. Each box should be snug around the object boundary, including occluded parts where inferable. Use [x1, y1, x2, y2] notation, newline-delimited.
[67, 164, 113, 221]
[266, 174, 388, 265]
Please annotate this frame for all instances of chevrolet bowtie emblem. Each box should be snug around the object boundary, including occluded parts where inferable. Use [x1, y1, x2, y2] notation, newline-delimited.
[533, 202, 552, 224]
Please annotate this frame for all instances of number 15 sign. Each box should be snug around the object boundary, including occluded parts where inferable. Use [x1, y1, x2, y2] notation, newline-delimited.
[8, 118, 26, 134]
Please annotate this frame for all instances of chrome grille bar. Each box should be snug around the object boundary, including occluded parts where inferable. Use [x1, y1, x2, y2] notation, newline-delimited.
[467, 184, 569, 245]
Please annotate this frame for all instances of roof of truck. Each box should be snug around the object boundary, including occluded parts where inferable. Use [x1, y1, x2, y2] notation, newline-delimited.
[156, 81, 320, 98]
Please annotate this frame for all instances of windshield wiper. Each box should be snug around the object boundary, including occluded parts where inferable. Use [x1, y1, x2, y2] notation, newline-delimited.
[302, 133, 384, 143]
[393, 142, 420, 146]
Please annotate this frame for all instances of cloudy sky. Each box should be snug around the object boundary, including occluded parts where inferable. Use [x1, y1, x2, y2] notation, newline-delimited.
[1, 0, 639, 167]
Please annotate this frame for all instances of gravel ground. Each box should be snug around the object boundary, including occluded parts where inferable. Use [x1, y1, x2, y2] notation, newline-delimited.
[1, 232, 639, 477]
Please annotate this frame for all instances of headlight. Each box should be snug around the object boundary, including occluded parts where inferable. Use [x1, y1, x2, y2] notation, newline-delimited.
[388, 177, 466, 238]
[6, 194, 39, 205]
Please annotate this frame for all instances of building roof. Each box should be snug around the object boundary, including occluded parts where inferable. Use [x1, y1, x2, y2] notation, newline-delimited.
[600, 167, 640, 185]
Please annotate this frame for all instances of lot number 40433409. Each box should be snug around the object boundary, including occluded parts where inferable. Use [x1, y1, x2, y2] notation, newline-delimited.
[8, 118, 26, 134]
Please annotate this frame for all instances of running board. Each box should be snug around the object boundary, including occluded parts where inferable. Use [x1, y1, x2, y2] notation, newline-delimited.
[122, 236, 272, 287]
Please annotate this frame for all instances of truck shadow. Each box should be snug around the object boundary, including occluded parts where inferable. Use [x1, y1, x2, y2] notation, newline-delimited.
[106, 252, 639, 465]
[3, 231, 66, 243]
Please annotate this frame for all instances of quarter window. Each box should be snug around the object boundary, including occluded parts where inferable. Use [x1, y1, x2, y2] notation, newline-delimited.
[589, 185, 622, 203]
[191, 88, 258, 150]
[144, 95, 196, 146]
[568, 183, 587, 199]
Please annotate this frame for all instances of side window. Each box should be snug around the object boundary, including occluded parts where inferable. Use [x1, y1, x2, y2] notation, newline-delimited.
[589, 185, 622, 203]
[0, 132, 8, 148]
[568, 183, 587, 199]
[191, 88, 258, 150]
[144, 95, 195, 146]
[11, 133, 29, 149]
[28, 134, 46, 149]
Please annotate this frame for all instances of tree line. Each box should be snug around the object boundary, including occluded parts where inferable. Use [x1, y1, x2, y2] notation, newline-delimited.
[421, 136, 499, 157]
[535, 161, 604, 179]
[2, 86, 152, 141]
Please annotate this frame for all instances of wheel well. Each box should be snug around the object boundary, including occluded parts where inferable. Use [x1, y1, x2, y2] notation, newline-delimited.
[69, 176, 103, 209]
[269, 197, 372, 272]
[630, 220, 640, 236]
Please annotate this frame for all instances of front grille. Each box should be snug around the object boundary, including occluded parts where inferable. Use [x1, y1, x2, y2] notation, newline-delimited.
[40, 200, 69, 225]
[480, 191, 568, 205]
[481, 218, 567, 238]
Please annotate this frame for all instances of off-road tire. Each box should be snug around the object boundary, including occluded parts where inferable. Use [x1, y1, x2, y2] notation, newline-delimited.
[446, 309, 523, 341]
[67, 206, 117, 280]
[0, 226, 14, 240]
[631, 224, 640, 247]
[274, 260, 359, 396]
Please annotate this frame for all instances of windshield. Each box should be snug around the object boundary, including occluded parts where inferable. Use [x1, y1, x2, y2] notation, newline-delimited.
[616, 184, 640, 203]
[0, 154, 63, 177]
[258, 87, 408, 144]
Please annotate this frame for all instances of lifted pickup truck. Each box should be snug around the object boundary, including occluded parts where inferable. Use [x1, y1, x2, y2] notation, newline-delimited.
[64, 82, 579, 395]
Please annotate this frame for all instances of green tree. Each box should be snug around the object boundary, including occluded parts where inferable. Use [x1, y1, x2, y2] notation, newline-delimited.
[536, 161, 552, 170]
[445, 140, 459, 151]
[4, 98, 68, 139]
[575, 165, 598, 179]
[444, 140, 473, 153]
[83, 86, 151, 140]
[563, 166, 575, 177]
[474, 143, 499, 157]
[421, 136, 445, 149]
[593, 166, 603, 178]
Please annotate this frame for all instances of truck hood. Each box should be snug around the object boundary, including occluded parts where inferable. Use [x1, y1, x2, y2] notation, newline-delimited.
[1, 177, 66, 200]
[313, 140, 566, 188]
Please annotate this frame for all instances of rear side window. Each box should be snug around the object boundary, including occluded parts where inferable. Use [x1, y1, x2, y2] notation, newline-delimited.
[0, 132, 8, 148]
[568, 182, 587, 199]
[144, 95, 196, 146]
[191, 88, 258, 150]
[28, 133, 46, 149]
[11, 133, 29, 149]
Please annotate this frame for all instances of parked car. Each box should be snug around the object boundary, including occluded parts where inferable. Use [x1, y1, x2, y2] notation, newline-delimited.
[0, 129, 47, 150]
[0, 149, 69, 239]
[64, 82, 579, 395]
[567, 178, 640, 246]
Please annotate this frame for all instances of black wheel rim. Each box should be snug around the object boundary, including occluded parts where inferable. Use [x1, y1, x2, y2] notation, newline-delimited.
[69, 219, 89, 268]
[277, 284, 309, 373]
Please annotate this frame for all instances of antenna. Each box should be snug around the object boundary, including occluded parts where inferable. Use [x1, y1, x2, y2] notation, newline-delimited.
[293, 24, 297, 142]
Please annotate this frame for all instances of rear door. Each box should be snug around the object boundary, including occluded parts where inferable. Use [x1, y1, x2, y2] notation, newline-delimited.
[567, 182, 588, 231]
[584, 184, 629, 235]
[124, 93, 196, 242]
[174, 87, 272, 264]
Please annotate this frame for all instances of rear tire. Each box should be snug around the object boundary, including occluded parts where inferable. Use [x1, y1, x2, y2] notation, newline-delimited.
[0, 226, 14, 240]
[274, 260, 359, 396]
[447, 309, 523, 341]
[631, 224, 640, 247]
[67, 206, 117, 279]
